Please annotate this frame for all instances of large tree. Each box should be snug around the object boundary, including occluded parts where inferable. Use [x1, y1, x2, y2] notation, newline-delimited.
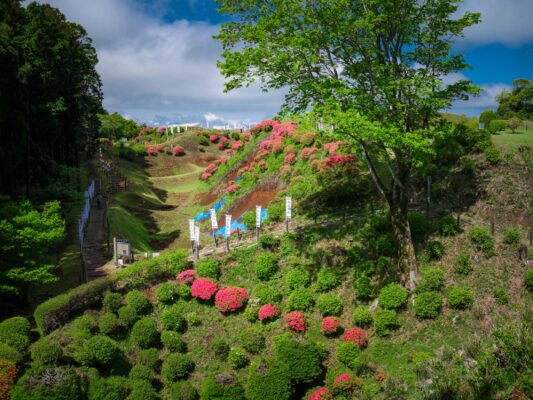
[215, 0, 479, 289]
[496, 78, 533, 119]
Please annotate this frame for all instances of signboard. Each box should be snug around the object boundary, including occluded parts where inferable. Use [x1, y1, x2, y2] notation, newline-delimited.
[189, 219, 195, 241]
[256, 205, 262, 228]
[225, 214, 232, 236]
[285, 196, 292, 220]
[195, 227, 200, 247]
[210, 208, 218, 229]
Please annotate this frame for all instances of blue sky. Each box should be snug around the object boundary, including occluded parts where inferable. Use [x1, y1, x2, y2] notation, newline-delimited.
[30, 0, 533, 125]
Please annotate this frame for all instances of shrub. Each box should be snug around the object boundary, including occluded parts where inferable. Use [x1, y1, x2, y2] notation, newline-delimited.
[426, 240, 445, 260]
[215, 286, 248, 313]
[11, 366, 85, 400]
[525, 270, 533, 292]
[245, 307, 259, 322]
[211, 338, 230, 361]
[285, 268, 310, 290]
[273, 334, 326, 383]
[502, 227, 521, 245]
[355, 275, 375, 299]
[343, 327, 366, 348]
[0, 317, 30, 353]
[409, 212, 428, 238]
[308, 388, 333, 400]
[197, 135, 209, 146]
[201, 374, 245, 400]
[162, 353, 195, 381]
[414, 292, 442, 319]
[129, 364, 154, 381]
[98, 312, 120, 335]
[352, 307, 373, 327]
[0, 343, 22, 363]
[448, 287, 474, 309]
[484, 146, 502, 164]
[240, 327, 265, 353]
[176, 269, 196, 284]
[336, 342, 360, 369]
[186, 312, 201, 326]
[131, 317, 159, 348]
[259, 234, 280, 250]
[160, 305, 187, 332]
[333, 373, 361, 393]
[155, 282, 179, 303]
[73, 335, 119, 366]
[161, 330, 186, 353]
[493, 288, 509, 305]
[117, 305, 139, 327]
[454, 254, 473, 275]
[30, 338, 62, 365]
[128, 380, 158, 400]
[102, 292, 122, 312]
[136, 348, 160, 370]
[415, 268, 445, 293]
[168, 381, 198, 400]
[125, 290, 151, 315]
[87, 376, 131, 400]
[379, 283, 409, 310]
[247, 357, 292, 400]
[317, 293, 343, 316]
[253, 284, 282, 305]
[191, 278, 218, 301]
[468, 227, 494, 257]
[286, 288, 315, 311]
[255, 253, 279, 280]
[374, 309, 400, 336]
[258, 304, 279, 321]
[196, 258, 220, 279]
[315, 269, 341, 292]
[228, 348, 249, 369]
[321, 316, 341, 335]
[283, 311, 306, 332]
[437, 215, 460, 236]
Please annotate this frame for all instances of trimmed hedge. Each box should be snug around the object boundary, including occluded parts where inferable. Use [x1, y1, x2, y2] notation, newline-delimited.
[247, 357, 292, 400]
[201, 373, 245, 400]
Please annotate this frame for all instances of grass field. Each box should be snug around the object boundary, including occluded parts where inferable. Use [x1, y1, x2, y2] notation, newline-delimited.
[491, 127, 533, 150]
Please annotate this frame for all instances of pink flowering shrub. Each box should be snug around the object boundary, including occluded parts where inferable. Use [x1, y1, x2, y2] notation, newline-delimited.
[322, 316, 342, 335]
[232, 141, 244, 150]
[333, 374, 360, 392]
[157, 127, 166, 133]
[226, 185, 238, 193]
[225, 149, 235, 155]
[257, 160, 267, 171]
[301, 147, 318, 160]
[283, 311, 306, 332]
[243, 132, 250, 141]
[172, 145, 185, 156]
[210, 135, 219, 143]
[343, 327, 366, 348]
[284, 145, 296, 154]
[156, 144, 164, 152]
[206, 164, 218, 173]
[308, 388, 333, 400]
[215, 286, 248, 313]
[279, 164, 291, 174]
[134, 136, 141, 142]
[220, 136, 229, 143]
[195, 130, 201, 136]
[255, 119, 280, 132]
[176, 269, 196, 284]
[258, 304, 279, 321]
[201, 172, 212, 180]
[284, 153, 296, 165]
[299, 132, 315, 145]
[323, 141, 344, 155]
[219, 156, 228, 164]
[217, 143, 227, 150]
[191, 278, 218, 301]
[146, 147, 157, 156]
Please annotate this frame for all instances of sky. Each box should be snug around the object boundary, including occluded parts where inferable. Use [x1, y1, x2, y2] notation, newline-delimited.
[28, 0, 533, 126]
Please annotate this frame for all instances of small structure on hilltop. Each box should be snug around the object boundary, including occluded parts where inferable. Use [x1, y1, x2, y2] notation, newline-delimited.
[113, 238, 132, 267]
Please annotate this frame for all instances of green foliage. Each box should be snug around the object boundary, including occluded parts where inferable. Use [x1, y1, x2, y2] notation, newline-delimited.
[408, 212, 428, 238]
[247, 357, 293, 400]
[11, 366, 86, 400]
[129, 364, 154, 382]
[88, 376, 131, 400]
[239, 327, 265, 354]
[447, 287, 474, 309]
[161, 330, 186, 353]
[353, 306, 373, 327]
[265, 202, 283, 223]
[72, 335, 119, 366]
[259, 234, 280, 250]
[336, 341, 361, 369]
[374, 309, 400, 336]
[493, 288, 509, 305]
[286, 288, 315, 311]
[487, 119, 507, 134]
[414, 292, 442, 319]
[200, 374, 245, 400]
[468, 227, 495, 257]
[502, 227, 521, 245]
[379, 283, 409, 310]
[211, 338, 230, 361]
[228, 348, 249, 369]
[162, 353, 195, 381]
[496, 78, 533, 119]
[242, 211, 255, 230]
[454, 254, 473, 275]
[125, 290, 151, 315]
[0, 343, 23, 363]
[118, 305, 140, 327]
[30, 338, 62, 365]
[102, 292, 123, 313]
[284, 268, 310, 291]
[272, 334, 326, 383]
[316, 293, 343, 316]
[197, 135, 210, 146]
[196, 258, 220, 279]
[437, 215, 460, 236]
[252, 283, 282, 305]
[354, 275, 375, 300]
[155, 282, 179, 304]
[484, 146, 502, 164]
[98, 312, 120, 335]
[186, 312, 201, 327]
[98, 112, 138, 140]
[426, 240, 445, 260]
[131, 317, 159, 348]
[168, 381, 198, 400]
[127, 380, 158, 400]
[254, 253, 279, 280]
[132, 145, 148, 156]
[160, 305, 187, 333]
[136, 348, 160, 370]
[479, 110, 497, 125]
[525, 270, 533, 292]
[315, 268, 341, 292]
[415, 268, 445, 293]
[0, 316, 31, 353]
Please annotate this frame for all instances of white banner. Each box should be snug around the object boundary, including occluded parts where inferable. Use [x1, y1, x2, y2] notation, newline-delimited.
[225, 214, 232, 236]
[210, 208, 218, 229]
[189, 219, 195, 241]
[256, 205, 262, 228]
[285, 196, 292, 220]
[195, 227, 200, 246]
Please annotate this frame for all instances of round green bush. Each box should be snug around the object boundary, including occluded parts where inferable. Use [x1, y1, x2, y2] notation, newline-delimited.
[503, 228, 521, 245]
[286, 288, 315, 311]
[374, 309, 400, 336]
[125, 290, 151, 315]
[244, 306, 259, 322]
[228, 348, 249, 369]
[160, 305, 187, 333]
[285, 268, 310, 291]
[247, 357, 292, 400]
[177, 282, 191, 299]
[0, 316, 31, 353]
[98, 312, 120, 335]
[129, 364, 154, 381]
[161, 330, 186, 353]
[454, 254, 473, 275]
[468, 227, 494, 257]
[0, 342, 23, 363]
[317, 293, 343, 316]
[168, 381, 198, 400]
[131, 317, 159, 348]
[355, 275, 375, 299]
[30, 338, 62, 365]
[88, 376, 131, 400]
[493, 288, 509, 305]
[200, 374, 245, 400]
[259, 234, 280, 250]
[265, 202, 283, 223]
[102, 292, 123, 312]
[117, 305, 140, 327]
[336, 341, 361, 369]
[156, 282, 179, 303]
[414, 292, 442, 319]
[239, 327, 265, 354]
[437, 215, 459, 236]
[447, 287, 474, 310]
[136, 348, 160, 370]
[524, 269, 533, 292]
[211, 338, 230, 361]
[352, 306, 373, 327]
[162, 353, 195, 381]
[255, 253, 279, 280]
[73, 335, 119, 366]
[196, 258, 220, 279]
[252, 283, 282, 305]
[426, 240, 445, 260]
[315, 268, 341, 292]
[127, 380, 158, 400]
[416, 268, 445, 293]
[11, 366, 86, 400]
[379, 283, 409, 310]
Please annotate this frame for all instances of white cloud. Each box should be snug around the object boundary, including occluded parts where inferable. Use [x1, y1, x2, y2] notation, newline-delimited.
[204, 112, 221, 122]
[452, 82, 511, 111]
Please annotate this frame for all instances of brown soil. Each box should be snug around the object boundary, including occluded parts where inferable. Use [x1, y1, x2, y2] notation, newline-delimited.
[196, 191, 219, 206]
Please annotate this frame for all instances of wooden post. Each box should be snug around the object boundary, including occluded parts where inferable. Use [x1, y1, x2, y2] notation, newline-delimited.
[226, 237, 230, 252]
[286, 219, 289, 233]
[212, 229, 218, 247]
[491, 221, 495, 236]
[256, 226, 260, 242]
[195, 241, 200, 260]
[191, 240, 195, 257]
[529, 230, 532, 246]
[456, 213, 461, 228]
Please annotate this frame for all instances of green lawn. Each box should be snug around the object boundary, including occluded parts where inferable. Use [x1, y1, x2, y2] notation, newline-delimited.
[491, 127, 533, 150]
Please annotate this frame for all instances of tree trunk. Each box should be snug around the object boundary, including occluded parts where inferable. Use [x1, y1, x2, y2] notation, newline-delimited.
[390, 203, 418, 291]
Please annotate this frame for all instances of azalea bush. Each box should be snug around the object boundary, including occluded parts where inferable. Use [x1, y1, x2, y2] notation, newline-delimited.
[172, 145, 185, 156]
[321, 316, 341, 335]
[333, 373, 360, 393]
[343, 327, 366, 348]
[308, 388, 333, 400]
[215, 286, 248, 313]
[176, 269, 196, 284]
[191, 278, 218, 301]
[283, 311, 306, 333]
[258, 304, 279, 321]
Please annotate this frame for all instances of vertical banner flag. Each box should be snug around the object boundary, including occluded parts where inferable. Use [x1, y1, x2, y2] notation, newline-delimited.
[189, 219, 195, 241]
[256, 206, 262, 227]
[195, 227, 200, 247]
[210, 208, 218, 229]
[225, 214, 232, 236]
[286, 196, 292, 220]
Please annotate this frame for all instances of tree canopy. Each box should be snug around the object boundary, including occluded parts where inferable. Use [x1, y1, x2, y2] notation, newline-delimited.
[496, 78, 533, 119]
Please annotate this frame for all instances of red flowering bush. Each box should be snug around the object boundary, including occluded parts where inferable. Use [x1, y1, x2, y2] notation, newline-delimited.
[375, 371, 388, 383]
[343, 327, 366, 348]
[225, 149, 235, 155]
[226, 185, 238, 193]
[299, 132, 315, 145]
[257, 160, 267, 171]
[323, 141, 344, 155]
[333, 374, 361, 392]
[206, 164, 217, 173]
[279, 164, 291, 174]
[219, 156, 228, 164]
[0, 360, 17, 400]
[172, 145, 185, 156]
[283, 311, 306, 333]
[146, 147, 157, 156]
[243, 132, 250, 141]
[258, 304, 279, 321]
[284, 153, 296, 165]
[191, 278, 218, 301]
[201, 172, 212, 180]
[215, 286, 248, 313]
[217, 143, 226, 150]
[195, 130, 201, 136]
[284, 145, 296, 154]
[232, 141, 244, 150]
[301, 147, 318, 160]
[220, 136, 229, 143]
[308, 388, 333, 400]
[156, 144, 164, 152]
[176, 269, 196, 284]
[210, 135, 219, 143]
[321, 316, 342, 335]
